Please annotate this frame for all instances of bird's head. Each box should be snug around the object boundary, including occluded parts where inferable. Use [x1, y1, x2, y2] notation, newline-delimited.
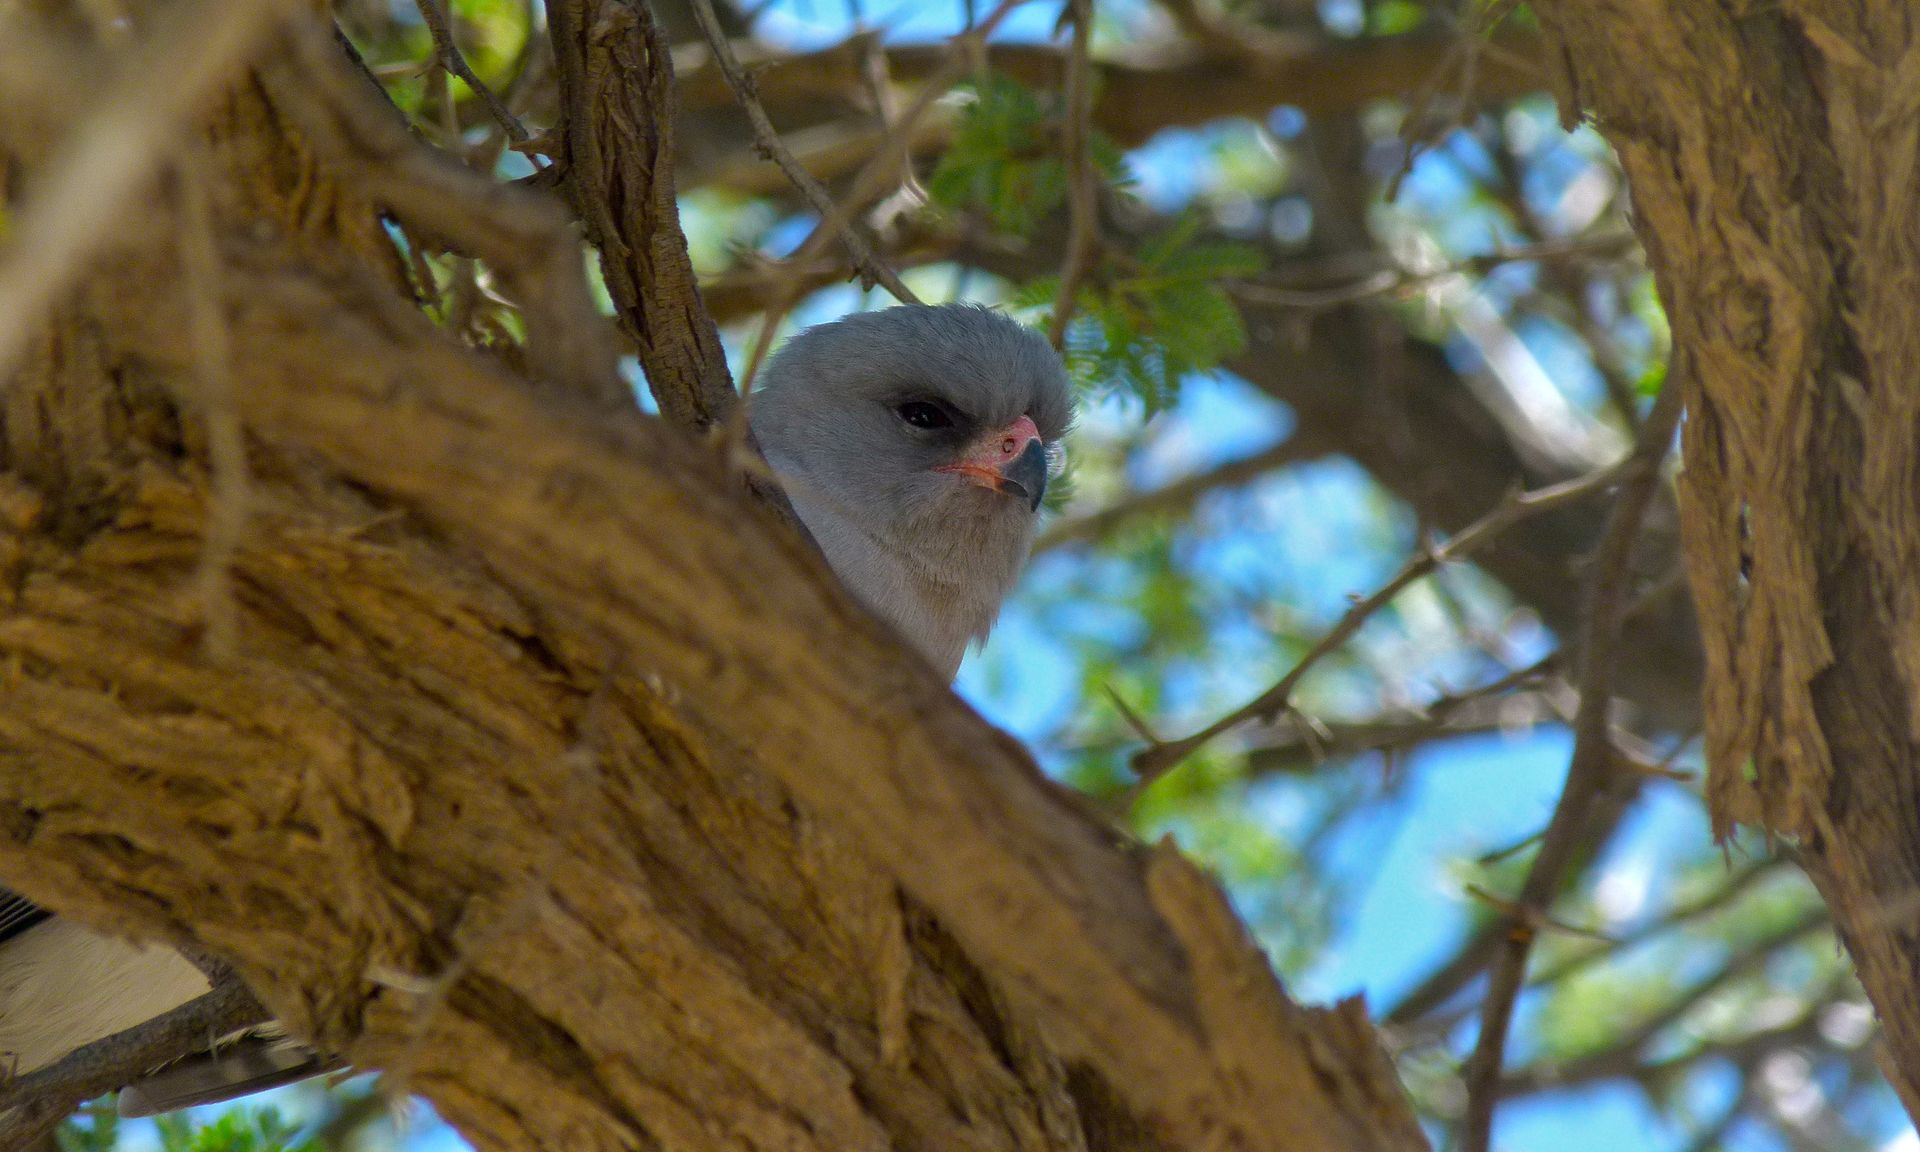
[749, 304, 1073, 674]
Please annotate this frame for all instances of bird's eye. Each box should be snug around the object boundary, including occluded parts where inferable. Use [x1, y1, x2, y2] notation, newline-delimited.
[896, 400, 953, 430]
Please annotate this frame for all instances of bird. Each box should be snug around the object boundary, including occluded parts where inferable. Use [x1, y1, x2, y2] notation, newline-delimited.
[0, 301, 1073, 1115]
[0, 894, 335, 1117]
[750, 302, 1072, 680]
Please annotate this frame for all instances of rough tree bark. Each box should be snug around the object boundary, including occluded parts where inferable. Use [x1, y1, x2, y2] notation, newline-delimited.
[1535, 0, 1920, 1125]
[0, 4, 1427, 1151]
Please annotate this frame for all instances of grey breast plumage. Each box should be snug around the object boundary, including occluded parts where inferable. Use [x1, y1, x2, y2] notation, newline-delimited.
[750, 303, 1073, 680]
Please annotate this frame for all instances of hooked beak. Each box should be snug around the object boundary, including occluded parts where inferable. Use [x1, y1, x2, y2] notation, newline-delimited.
[1002, 439, 1048, 511]
[934, 415, 1049, 511]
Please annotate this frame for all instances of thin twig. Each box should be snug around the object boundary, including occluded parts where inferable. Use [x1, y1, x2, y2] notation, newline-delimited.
[1127, 456, 1635, 794]
[687, 0, 918, 303]
[736, 293, 797, 395]
[1493, 908, 1831, 1098]
[1102, 684, 1163, 745]
[1385, 3, 1519, 202]
[1457, 376, 1685, 1152]
[1229, 231, 1638, 313]
[1241, 653, 1563, 775]
[853, 27, 916, 205]
[413, 0, 529, 143]
[1461, 884, 1612, 943]
[173, 155, 251, 661]
[1037, 434, 1328, 552]
[1409, 856, 1782, 1045]
[423, 44, 488, 333]
[1046, 0, 1097, 350]
[769, 0, 1029, 291]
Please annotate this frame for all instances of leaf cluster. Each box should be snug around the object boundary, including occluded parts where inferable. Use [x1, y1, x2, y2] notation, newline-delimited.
[59, 1104, 310, 1152]
[1016, 215, 1263, 411]
[150, 1108, 311, 1152]
[926, 74, 1126, 235]
[929, 75, 1263, 409]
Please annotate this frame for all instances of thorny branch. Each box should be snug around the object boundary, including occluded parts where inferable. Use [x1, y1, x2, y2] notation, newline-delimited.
[685, 0, 918, 303]
[545, 0, 736, 428]
[1036, 434, 1329, 552]
[1458, 377, 1686, 1152]
[1241, 655, 1563, 777]
[413, 0, 529, 143]
[1400, 856, 1784, 1047]
[1493, 908, 1832, 1099]
[1127, 452, 1635, 793]
[751, 0, 1029, 296]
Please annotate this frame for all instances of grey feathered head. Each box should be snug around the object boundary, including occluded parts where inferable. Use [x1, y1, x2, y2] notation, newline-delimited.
[750, 303, 1073, 680]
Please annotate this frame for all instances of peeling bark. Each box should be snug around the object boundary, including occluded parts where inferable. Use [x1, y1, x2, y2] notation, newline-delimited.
[1536, 0, 1920, 1121]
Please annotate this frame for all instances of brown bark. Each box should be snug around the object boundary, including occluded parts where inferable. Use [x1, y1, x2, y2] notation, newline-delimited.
[1534, 0, 1920, 1122]
[0, 6, 1425, 1151]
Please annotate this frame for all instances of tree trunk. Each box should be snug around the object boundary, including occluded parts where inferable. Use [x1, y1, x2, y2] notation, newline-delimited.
[1536, 0, 1920, 1123]
[0, 6, 1425, 1151]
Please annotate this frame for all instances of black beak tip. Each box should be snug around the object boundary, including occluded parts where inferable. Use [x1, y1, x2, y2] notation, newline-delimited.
[1006, 439, 1049, 513]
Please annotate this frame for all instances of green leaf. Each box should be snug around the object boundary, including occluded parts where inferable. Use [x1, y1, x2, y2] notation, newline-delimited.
[1048, 216, 1260, 411]
[56, 1101, 119, 1152]
[154, 1107, 311, 1152]
[926, 74, 1130, 235]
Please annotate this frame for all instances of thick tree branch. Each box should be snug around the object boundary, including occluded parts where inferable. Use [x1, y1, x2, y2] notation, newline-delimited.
[1534, 0, 1920, 1125]
[0, 228, 1427, 1151]
[542, 0, 806, 532]
[547, 0, 735, 430]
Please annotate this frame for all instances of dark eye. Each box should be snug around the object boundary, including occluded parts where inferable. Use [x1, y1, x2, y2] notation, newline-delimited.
[896, 400, 953, 430]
